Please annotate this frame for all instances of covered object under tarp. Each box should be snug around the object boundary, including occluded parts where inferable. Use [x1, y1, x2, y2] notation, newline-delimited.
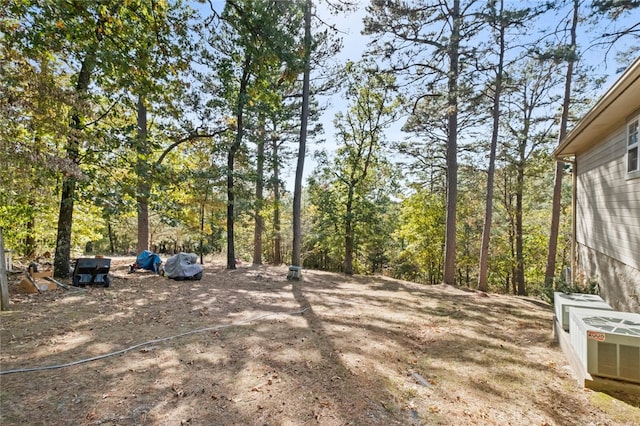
[130, 250, 162, 273]
[163, 252, 203, 280]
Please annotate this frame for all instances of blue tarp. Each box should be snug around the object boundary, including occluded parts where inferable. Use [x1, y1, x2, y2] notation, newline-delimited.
[134, 250, 162, 273]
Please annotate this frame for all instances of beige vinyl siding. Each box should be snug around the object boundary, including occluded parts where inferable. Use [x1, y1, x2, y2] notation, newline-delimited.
[576, 126, 640, 270]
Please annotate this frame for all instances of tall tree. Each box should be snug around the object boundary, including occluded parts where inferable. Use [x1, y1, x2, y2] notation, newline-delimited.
[136, 96, 151, 254]
[271, 131, 283, 264]
[51, 7, 105, 277]
[265, 113, 298, 265]
[364, 0, 483, 284]
[268, 63, 327, 267]
[0, 31, 68, 257]
[208, 0, 304, 269]
[124, 1, 196, 254]
[477, 1, 539, 291]
[503, 58, 561, 295]
[329, 62, 399, 274]
[441, 0, 461, 285]
[253, 117, 266, 265]
[290, 0, 312, 277]
[227, 53, 251, 269]
[249, 26, 308, 266]
[545, 0, 579, 287]
[478, 0, 507, 292]
[6, 1, 196, 276]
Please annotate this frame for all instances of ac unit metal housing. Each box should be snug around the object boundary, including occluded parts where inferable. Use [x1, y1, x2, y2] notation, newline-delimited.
[554, 292, 613, 332]
[569, 308, 640, 384]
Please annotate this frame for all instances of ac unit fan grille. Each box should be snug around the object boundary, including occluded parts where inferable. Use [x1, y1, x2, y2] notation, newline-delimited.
[597, 342, 618, 377]
[582, 316, 640, 336]
[620, 345, 640, 382]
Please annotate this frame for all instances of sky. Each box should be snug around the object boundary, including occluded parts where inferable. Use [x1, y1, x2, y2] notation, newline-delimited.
[191, 1, 639, 191]
[290, 0, 640, 191]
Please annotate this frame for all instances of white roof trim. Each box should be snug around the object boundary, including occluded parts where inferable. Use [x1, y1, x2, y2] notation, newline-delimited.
[554, 56, 640, 157]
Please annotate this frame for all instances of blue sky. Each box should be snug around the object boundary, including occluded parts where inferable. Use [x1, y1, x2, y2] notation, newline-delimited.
[300, 1, 639, 190]
[189, 1, 638, 191]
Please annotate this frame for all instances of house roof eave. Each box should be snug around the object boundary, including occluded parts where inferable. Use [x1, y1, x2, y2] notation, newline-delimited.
[554, 56, 640, 158]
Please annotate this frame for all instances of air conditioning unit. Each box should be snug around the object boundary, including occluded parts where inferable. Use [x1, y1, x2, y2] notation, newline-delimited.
[570, 308, 640, 384]
[554, 292, 613, 332]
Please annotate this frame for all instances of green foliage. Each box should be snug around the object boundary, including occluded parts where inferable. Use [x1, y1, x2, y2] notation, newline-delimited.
[590, 0, 640, 19]
[456, 170, 485, 286]
[1, 0, 200, 261]
[392, 188, 445, 284]
[304, 61, 401, 274]
[304, 169, 400, 274]
[542, 275, 600, 305]
[304, 176, 344, 270]
[0, 0, 632, 296]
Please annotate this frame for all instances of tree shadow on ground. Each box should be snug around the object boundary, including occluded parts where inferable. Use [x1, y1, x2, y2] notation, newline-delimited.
[1, 262, 637, 425]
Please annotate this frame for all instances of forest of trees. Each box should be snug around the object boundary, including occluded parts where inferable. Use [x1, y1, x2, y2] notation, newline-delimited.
[1, 0, 638, 297]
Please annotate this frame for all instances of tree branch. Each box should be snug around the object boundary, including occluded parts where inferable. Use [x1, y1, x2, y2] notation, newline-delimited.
[156, 127, 227, 165]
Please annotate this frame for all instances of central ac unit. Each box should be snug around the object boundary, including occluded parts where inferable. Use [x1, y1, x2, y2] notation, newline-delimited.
[554, 292, 613, 332]
[569, 308, 640, 384]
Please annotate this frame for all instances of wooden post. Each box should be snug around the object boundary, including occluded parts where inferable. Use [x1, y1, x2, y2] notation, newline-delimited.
[0, 228, 10, 311]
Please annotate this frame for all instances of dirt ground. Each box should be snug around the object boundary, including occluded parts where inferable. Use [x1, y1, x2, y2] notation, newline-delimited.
[1, 257, 639, 425]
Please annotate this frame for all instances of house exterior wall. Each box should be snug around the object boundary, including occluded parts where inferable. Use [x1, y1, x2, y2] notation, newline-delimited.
[575, 124, 640, 313]
[575, 243, 639, 312]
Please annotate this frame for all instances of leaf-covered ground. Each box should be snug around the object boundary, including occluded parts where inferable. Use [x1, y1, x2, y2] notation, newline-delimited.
[1, 257, 639, 425]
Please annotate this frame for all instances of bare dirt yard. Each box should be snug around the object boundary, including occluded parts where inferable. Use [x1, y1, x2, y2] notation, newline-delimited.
[1, 257, 639, 425]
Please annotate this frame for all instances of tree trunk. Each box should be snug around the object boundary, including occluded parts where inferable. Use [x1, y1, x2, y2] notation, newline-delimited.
[1, 228, 10, 311]
[253, 120, 265, 265]
[227, 143, 238, 269]
[442, 0, 460, 285]
[505, 173, 516, 295]
[53, 148, 79, 277]
[515, 165, 525, 295]
[545, 0, 578, 287]
[344, 186, 354, 275]
[291, 0, 311, 271]
[25, 197, 36, 258]
[272, 136, 282, 265]
[199, 195, 206, 264]
[108, 221, 116, 253]
[136, 96, 150, 254]
[54, 49, 95, 278]
[478, 0, 505, 292]
[227, 56, 251, 270]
